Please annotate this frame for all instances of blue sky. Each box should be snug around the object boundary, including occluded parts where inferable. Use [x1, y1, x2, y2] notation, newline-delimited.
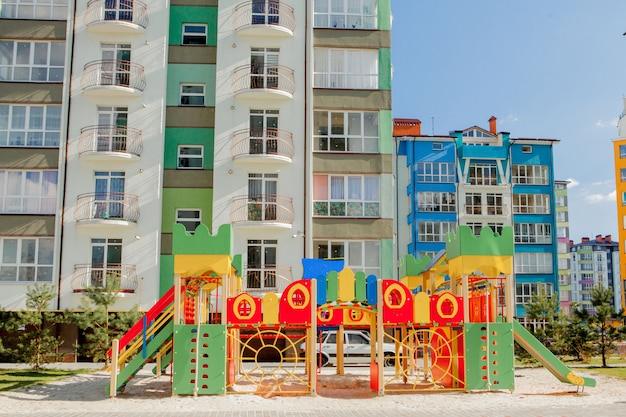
[390, 1, 626, 241]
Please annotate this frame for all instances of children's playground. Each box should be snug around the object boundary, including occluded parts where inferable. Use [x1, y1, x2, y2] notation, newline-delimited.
[107, 224, 596, 397]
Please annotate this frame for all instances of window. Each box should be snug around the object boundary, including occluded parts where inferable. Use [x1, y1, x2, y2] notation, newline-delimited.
[514, 252, 553, 274]
[0, 170, 57, 214]
[513, 194, 550, 214]
[246, 239, 277, 290]
[0, 40, 65, 82]
[469, 164, 497, 185]
[180, 84, 205, 106]
[97, 106, 128, 152]
[250, 48, 279, 89]
[418, 221, 455, 242]
[104, 0, 133, 21]
[177, 145, 203, 169]
[313, 174, 380, 217]
[465, 193, 482, 215]
[432, 142, 443, 151]
[521, 145, 532, 153]
[182, 24, 207, 45]
[313, 0, 378, 29]
[100, 43, 131, 86]
[559, 274, 570, 285]
[313, 240, 380, 278]
[314, 48, 378, 89]
[486, 193, 503, 215]
[621, 144, 626, 158]
[249, 109, 279, 154]
[313, 110, 378, 153]
[556, 211, 567, 222]
[248, 173, 278, 221]
[417, 191, 456, 212]
[0, 237, 54, 282]
[555, 195, 565, 206]
[251, 0, 280, 25]
[467, 222, 504, 236]
[515, 282, 553, 304]
[176, 209, 201, 234]
[0, 104, 61, 147]
[90, 238, 122, 288]
[514, 223, 552, 244]
[0, 0, 68, 20]
[512, 165, 548, 185]
[94, 171, 125, 219]
[417, 162, 455, 183]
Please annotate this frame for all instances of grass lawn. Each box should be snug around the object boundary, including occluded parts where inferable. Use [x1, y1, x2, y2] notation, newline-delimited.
[0, 369, 93, 392]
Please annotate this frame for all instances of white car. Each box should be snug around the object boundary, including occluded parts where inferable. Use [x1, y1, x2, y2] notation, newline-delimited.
[301, 329, 397, 367]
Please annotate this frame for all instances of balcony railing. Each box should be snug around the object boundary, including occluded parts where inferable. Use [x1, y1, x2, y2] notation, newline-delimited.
[74, 192, 140, 224]
[463, 204, 510, 216]
[243, 265, 292, 294]
[231, 128, 294, 161]
[230, 194, 294, 226]
[84, 0, 149, 32]
[78, 125, 143, 158]
[71, 264, 139, 293]
[233, 1, 295, 36]
[232, 64, 295, 98]
[81, 60, 146, 94]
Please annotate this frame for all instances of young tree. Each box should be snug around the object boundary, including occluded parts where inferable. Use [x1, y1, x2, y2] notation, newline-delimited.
[589, 285, 626, 367]
[566, 303, 595, 361]
[69, 273, 140, 366]
[524, 287, 560, 352]
[10, 284, 64, 369]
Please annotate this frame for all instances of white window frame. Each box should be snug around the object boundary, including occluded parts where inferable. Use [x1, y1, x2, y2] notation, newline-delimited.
[0, 0, 68, 20]
[432, 142, 443, 151]
[620, 144, 626, 158]
[246, 239, 278, 290]
[176, 208, 201, 234]
[465, 193, 482, 215]
[313, 174, 380, 217]
[0, 169, 58, 214]
[177, 145, 203, 169]
[486, 193, 503, 215]
[469, 163, 497, 185]
[514, 252, 553, 274]
[182, 23, 208, 45]
[313, 0, 378, 29]
[514, 223, 552, 244]
[313, 239, 380, 278]
[313, 110, 379, 153]
[521, 145, 532, 153]
[0, 237, 54, 283]
[513, 193, 550, 214]
[515, 282, 553, 304]
[417, 162, 455, 183]
[0, 104, 61, 147]
[418, 221, 456, 242]
[314, 48, 378, 89]
[180, 83, 205, 106]
[512, 164, 548, 185]
[417, 191, 456, 212]
[0, 40, 65, 82]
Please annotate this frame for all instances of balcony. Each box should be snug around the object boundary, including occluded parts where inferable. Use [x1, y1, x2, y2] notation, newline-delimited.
[233, 1, 295, 38]
[71, 264, 139, 294]
[232, 64, 295, 100]
[242, 265, 293, 294]
[230, 194, 294, 228]
[78, 125, 143, 161]
[231, 128, 294, 164]
[74, 192, 140, 227]
[463, 204, 510, 216]
[84, 0, 149, 34]
[81, 60, 146, 97]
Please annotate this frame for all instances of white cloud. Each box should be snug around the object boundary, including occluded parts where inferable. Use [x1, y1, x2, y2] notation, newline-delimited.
[595, 118, 618, 128]
[565, 178, 580, 188]
[585, 191, 616, 203]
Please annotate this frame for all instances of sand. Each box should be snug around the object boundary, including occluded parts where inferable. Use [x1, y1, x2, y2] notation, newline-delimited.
[0, 364, 623, 414]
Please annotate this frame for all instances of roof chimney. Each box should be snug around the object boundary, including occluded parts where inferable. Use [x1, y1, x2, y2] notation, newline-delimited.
[393, 118, 421, 137]
[582, 237, 589, 242]
[596, 234, 603, 243]
[606, 235, 612, 243]
[489, 116, 497, 134]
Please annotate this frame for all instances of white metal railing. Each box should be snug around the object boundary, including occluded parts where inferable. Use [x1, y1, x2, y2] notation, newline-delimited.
[231, 128, 294, 160]
[78, 125, 143, 157]
[233, 1, 295, 33]
[84, 0, 148, 29]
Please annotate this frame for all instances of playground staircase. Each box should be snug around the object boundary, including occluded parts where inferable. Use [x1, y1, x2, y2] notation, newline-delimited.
[512, 320, 596, 388]
[106, 286, 180, 394]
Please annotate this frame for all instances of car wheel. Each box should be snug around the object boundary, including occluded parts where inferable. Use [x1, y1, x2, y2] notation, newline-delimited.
[318, 352, 330, 367]
[384, 353, 395, 367]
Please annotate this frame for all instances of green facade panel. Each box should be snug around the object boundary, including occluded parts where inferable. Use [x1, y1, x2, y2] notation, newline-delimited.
[464, 323, 515, 391]
[166, 64, 216, 107]
[169, 6, 218, 46]
[172, 324, 226, 395]
[159, 255, 174, 297]
[379, 109, 393, 154]
[378, 0, 392, 30]
[378, 48, 392, 90]
[380, 238, 394, 279]
[161, 188, 213, 233]
[164, 127, 214, 169]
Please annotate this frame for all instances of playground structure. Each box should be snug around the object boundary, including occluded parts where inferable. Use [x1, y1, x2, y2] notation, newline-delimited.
[107, 223, 596, 397]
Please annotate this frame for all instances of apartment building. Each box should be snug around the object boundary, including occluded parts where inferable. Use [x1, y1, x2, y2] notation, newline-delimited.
[394, 117, 560, 319]
[612, 98, 626, 312]
[554, 180, 572, 316]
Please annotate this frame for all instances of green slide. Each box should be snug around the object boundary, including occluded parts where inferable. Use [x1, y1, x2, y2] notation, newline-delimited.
[512, 320, 595, 387]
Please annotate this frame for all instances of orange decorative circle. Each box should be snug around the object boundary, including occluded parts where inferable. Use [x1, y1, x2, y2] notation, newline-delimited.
[383, 283, 406, 309]
[349, 308, 364, 322]
[318, 308, 334, 323]
[286, 283, 310, 310]
[436, 293, 458, 318]
[233, 293, 257, 320]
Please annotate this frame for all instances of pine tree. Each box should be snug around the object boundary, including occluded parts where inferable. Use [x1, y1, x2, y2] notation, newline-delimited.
[588, 285, 626, 367]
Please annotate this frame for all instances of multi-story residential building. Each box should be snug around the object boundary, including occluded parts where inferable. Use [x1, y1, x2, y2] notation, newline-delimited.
[569, 235, 621, 313]
[0, 0, 69, 309]
[394, 117, 560, 320]
[554, 180, 572, 316]
[1, 1, 394, 329]
[613, 99, 626, 312]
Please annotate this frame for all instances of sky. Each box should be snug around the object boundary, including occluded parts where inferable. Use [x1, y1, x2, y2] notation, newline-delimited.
[390, 1, 626, 242]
